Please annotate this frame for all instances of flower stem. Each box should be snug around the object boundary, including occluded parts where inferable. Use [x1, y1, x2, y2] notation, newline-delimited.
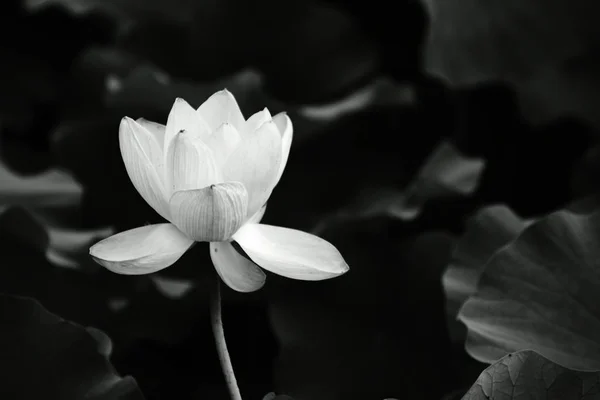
[210, 276, 242, 400]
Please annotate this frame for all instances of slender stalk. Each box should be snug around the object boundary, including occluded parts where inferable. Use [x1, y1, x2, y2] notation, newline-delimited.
[210, 277, 242, 400]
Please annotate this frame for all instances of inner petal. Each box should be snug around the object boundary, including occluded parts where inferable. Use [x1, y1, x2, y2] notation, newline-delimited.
[222, 120, 282, 218]
[166, 130, 221, 194]
[164, 98, 211, 152]
[197, 89, 246, 132]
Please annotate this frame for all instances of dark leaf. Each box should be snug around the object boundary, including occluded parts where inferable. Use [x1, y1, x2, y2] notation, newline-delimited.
[311, 139, 485, 233]
[443, 205, 529, 343]
[254, 1, 380, 105]
[517, 52, 600, 131]
[460, 206, 600, 370]
[0, 293, 144, 400]
[25, 0, 199, 24]
[462, 350, 600, 400]
[422, 0, 600, 85]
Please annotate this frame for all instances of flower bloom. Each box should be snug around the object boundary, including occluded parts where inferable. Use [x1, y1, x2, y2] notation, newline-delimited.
[90, 90, 348, 292]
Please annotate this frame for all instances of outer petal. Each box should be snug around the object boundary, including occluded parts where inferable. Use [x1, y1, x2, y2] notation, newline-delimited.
[210, 241, 266, 292]
[273, 112, 293, 186]
[169, 182, 248, 242]
[244, 108, 271, 137]
[233, 224, 349, 280]
[197, 89, 246, 131]
[119, 117, 170, 220]
[136, 118, 165, 149]
[203, 123, 242, 169]
[89, 224, 193, 274]
[166, 129, 220, 193]
[164, 98, 211, 151]
[222, 120, 282, 217]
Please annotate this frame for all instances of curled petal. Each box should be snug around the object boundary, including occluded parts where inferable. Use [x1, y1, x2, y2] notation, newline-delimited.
[89, 224, 193, 274]
[273, 112, 293, 186]
[164, 98, 211, 151]
[244, 108, 271, 137]
[223, 120, 281, 217]
[204, 123, 242, 169]
[210, 241, 266, 292]
[169, 182, 248, 242]
[136, 118, 165, 149]
[166, 130, 220, 193]
[197, 89, 246, 131]
[233, 224, 349, 280]
[119, 117, 170, 219]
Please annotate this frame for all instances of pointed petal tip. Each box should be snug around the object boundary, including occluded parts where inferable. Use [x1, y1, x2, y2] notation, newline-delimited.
[120, 116, 134, 127]
[171, 97, 193, 110]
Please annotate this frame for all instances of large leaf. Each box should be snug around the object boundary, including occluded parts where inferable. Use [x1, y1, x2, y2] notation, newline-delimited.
[0, 293, 144, 400]
[459, 207, 600, 371]
[443, 205, 530, 343]
[462, 350, 600, 400]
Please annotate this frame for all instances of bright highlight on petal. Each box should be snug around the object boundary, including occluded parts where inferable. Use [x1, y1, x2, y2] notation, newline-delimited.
[169, 182, 248, 242]
[272, 112, 293, 186]
[89, 224, 193, 275]
[119, 117, 170, 220]
[166, 130, 220, 192]
[210, 241, 266, 293]
[223, 120, 282, 217]
[197, 89, 245, 131]
[233, 224, 349, 280]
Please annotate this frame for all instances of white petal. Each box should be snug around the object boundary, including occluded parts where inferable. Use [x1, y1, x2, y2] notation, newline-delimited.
[136, 118, 166, 149]
[273, 112, 293, 186]
[89, 224, 193, 275]
[244, 108, 271, 137]
[222, 120, 281, 217]
[119, 117, 170, 220]
[210, 241, 266, 292]
[169, 182, 248, 242]
[233, 224, 349, 280]
[164, 98, 211, 151]
[203, 123, 242, 169]
[197, 89, 246, 131]
[166, 129, 221, 193]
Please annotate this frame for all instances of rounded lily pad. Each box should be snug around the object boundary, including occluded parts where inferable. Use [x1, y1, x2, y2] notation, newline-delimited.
[459, 207, 600, 371]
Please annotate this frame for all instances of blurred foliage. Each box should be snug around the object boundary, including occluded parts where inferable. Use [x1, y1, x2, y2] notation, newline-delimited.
[2, 0, 600, 399]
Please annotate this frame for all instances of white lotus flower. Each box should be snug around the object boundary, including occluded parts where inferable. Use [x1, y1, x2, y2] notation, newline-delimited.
[90, 90, 349, 292]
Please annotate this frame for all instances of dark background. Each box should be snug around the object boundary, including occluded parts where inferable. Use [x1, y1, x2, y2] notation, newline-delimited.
[2, 0, 600, 399]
